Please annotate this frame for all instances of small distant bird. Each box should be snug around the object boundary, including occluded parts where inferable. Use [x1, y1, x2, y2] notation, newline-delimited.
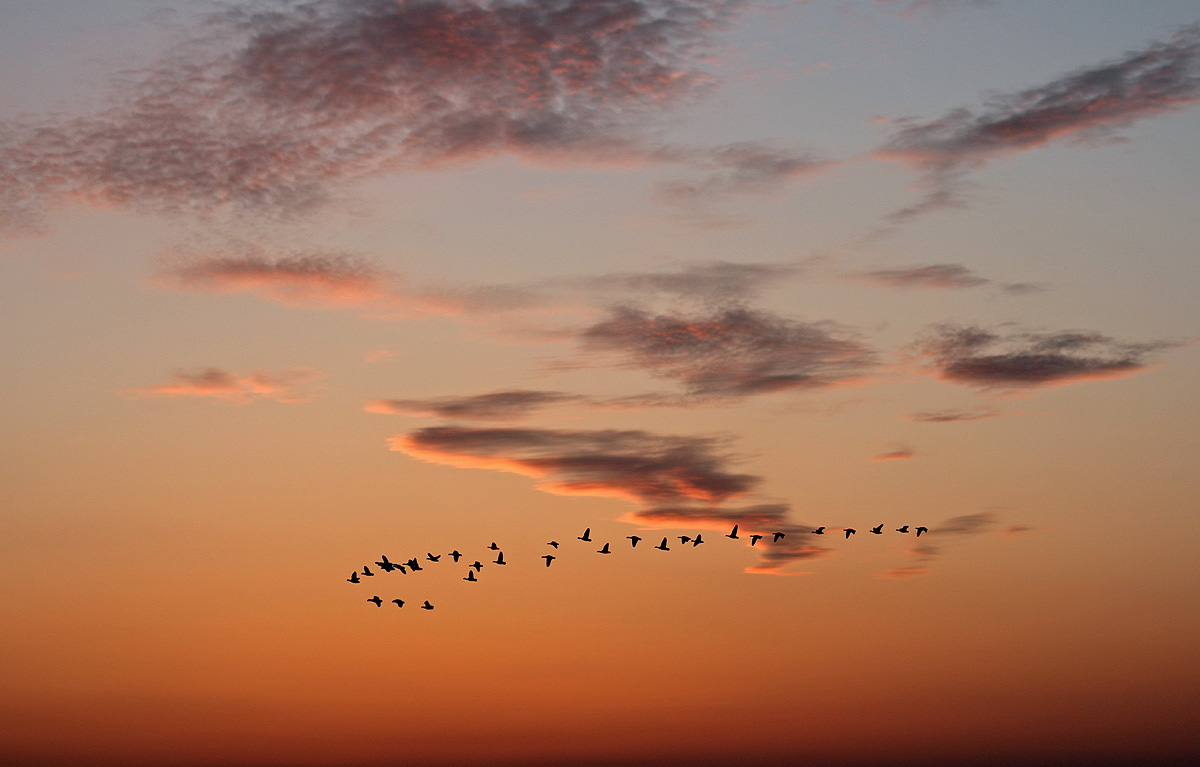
[726, 525, 739, 539]
[488, 542, 500, 551]
[915, 526, 928, 537]
[376, 555, 397, 572]
[426, 553, 441, 562]
[749, 534, 763, 546]
[391, 599, 404, 607]
[450, 550, 463, 562]
[870, 524, 883, 535]
[464, 570, 477, 582]
[773, 532, 785, 542]
[405, 558, 422, 571]
[627, 535, 642, 547]
[347, 571, 360, 583]
[691, 534, 704, 547]
[395, 564, 406, 575]
[420, 601, 434, 610]
[896, 526, 909, 534]
[367, 596, 382, 607]
[547, 541, 559, 548]
[654, 537, 670, 551]
[543, 555, 555, 567]
[678, 535, 691, 544]
[598, 543, 611, 554]
[578, 528, 592, 542]
[362, 566, 375, 577]
[470, 560, 483, 572]
[812, 526, 825, 535]
[844, 528, 856, 538]
[494, 551, 506, 565]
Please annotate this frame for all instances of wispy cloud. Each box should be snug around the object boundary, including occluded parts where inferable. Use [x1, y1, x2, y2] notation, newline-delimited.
[392, 425, 757, 503]
[878, 511, 1000, 578]
[854, 263, 988, 290]
[367, 390, 582, 420]
[123, 367, 323, 404]
[907, 408, 1006, 423]
[872, 447, 914, 462]
[573, 259, 808, 306]
[914, 324, 1178, 390]
[876, 21, 1200, 218]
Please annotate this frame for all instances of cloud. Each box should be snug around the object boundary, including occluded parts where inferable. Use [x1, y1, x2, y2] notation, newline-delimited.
[855, 263, 989, 290]
[875, 0, 994, 19]
[580, 306, 875, 398]
[123, 367, 323, 404]
[367, 390, 582, 420]
[872, 447, 914, 462]
[915, 324, 1177, 390]
[907, 408, 1006, 423]
[877, 565, 930, 579]
[392, 425, 757, 503]
[574, 259, 807, 306]
[876, 21, 1200, 217]
[652, 142, 831, 208]
[877, 511, 1001, 578]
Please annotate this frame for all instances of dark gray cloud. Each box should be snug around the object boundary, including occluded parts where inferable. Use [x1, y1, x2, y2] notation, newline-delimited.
[581, 306, 875, 398]
[916, 324, 1177, 390]
[367, 390, 581, 420]
[392, 425, 758, 503]
[876, 21, 1200, 218]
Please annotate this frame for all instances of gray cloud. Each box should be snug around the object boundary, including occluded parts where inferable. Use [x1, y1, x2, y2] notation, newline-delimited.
[574, 259, 806, 306]
[367, 390, 581, 420]
[907, 408, 1006, 423]
[856, 263, 989, 290]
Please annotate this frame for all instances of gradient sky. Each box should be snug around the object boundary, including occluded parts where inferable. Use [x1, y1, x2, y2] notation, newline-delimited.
[3, 2, 1199, 766]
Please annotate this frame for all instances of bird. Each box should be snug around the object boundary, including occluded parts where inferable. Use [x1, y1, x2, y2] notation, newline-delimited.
[812, 526, 825, 535]
[578, 528, 592, 542]
[420, 601, 434, 610]
[391, 599, 404, 608]
[627, 535, 642, 547]
[347, 571, 360, 583]
[915, 526, 928, 537]
[362, 566, 375, 577]
[375, 555, 397, 572]
[844, 528, 856, 538]
[896, 525, 909, 533]
[598, 543, 611, 554]
[726, 525, 739, 539]
[487, 542, 500, 551]
[405, 558, 422, 571]
[494, 551, 506, 565]
[464, 570, 477, 582]
[773, 532, 786, 542]
[367, 596, 382, 607]
[450, 550, 463, 562]
[426, 553, 441, 562]
[395, 564, 407, 575]
[542, 555, 555, 567]
[691, 534, 704, 547]
[547, 541, 559, 548]
[470, 560, 483, 572]
[870, 524, 883, 535]
[654, 538, 670, 551]
[678, 535, 691, 544]
[749, 534, 763, 546]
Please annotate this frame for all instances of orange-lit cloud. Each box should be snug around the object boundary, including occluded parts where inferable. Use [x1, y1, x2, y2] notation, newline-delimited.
[392, 425, 757, 504]
[914, 324, 1177, 390]
[872, 447, 914, 462]
[123, 367, 323, 404]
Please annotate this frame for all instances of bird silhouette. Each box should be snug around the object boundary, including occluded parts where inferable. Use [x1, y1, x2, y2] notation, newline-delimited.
[655, 537, 670, 551]
[597, 543, 611, 554]
[627, 535, 642, 547]
[749, 534, 763, 546]
[391, 599, 404, 607]
[773, 532, 786, 542]
[450, 550, 463, 562]
[470, 560, 483, 572]
[367, 596, 382, 607]
[547, 541, 559, 548]
[896, 525, 909, 533]
[464, 570, 477, 582]
[543, 555, 555, 567]
[726, 525, 739, 539]
[494, 552, 506, 565]
[691, 534, 704, 547]
[347, 571, 360, 583]
[375, 555, 397, 572]
[405, 558, 422, 571]
[812, 526, 825, 535]
[844, 528, 856, 538]
[487, 542, 500, 551]
[362, 566, 375, 577]
[870, 524, 883, 535]
[915, 526, 928, 537]
[395, 564, 407, 575]
[420, 601, 434, 610]
[678, 535, 691, 544]
[578, 528, 592, 542]
[426, 553, 441, 562]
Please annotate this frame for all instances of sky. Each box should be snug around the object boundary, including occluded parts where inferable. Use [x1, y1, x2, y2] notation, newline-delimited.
[2, 1, 1199, 765]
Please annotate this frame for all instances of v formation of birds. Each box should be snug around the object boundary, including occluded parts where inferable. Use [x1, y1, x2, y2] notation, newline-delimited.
[347, 524, 929, 611]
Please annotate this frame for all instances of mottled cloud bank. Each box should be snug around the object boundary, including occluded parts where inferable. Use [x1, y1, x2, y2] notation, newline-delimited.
[392, 425, 757, 503]
[581, 307, 875, 398]
[368, 390, 582, 420]
[915, 324, 1176, 390]
[123, 367, 323, 404]
[0, 0, 826, 233]
[877, 21, 1200, 218]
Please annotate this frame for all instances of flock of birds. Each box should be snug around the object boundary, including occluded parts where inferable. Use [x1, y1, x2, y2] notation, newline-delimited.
[348, 523, 929, 609]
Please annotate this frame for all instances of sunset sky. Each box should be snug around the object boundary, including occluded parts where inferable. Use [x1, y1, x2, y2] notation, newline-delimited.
[3, 1, 1199, 765]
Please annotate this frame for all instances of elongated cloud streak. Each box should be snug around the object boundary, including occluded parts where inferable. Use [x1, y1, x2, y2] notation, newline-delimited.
[123, 367, 323, 403]
[368, 390, 581, 420]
